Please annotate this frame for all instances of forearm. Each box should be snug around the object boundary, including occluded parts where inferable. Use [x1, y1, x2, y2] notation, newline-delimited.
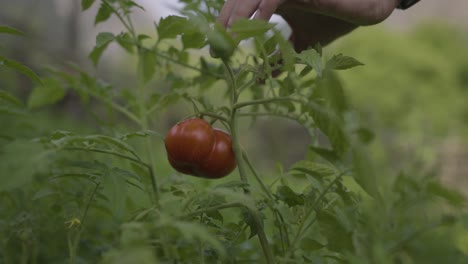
[279, 0, 401, 25]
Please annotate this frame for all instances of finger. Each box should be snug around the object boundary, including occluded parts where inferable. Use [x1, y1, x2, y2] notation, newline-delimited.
[253, 0, 283, 21]
[218, 0, 238, 27]
[226, 0, 262, 26]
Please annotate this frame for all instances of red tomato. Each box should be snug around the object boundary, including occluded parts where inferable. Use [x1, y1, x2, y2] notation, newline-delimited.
[164, 118, 237, 179]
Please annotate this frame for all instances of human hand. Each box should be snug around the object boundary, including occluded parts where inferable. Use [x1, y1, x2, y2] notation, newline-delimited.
[218, 0, 400, 51]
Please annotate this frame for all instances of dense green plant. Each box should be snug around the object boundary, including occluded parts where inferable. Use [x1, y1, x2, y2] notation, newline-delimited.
[1, 1, 467, 263]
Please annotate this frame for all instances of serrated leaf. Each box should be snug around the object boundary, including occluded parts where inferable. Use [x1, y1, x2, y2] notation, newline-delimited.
[326, 54, 364, 70]
[122, 0, 145, 12]
[159, 218, 226, 257]
[0, 56, 42, 84]
[315, 71, 349, 114]
[205, 210, 224, 223]
[119, 130, 162, 141]
[241, 209, 263, 239]
[116, 32, 134, 53]
[291, 160, 337, 178]
[301, 237, 325, 251]
[309, 146, 340, 164]
[182, 32, 206, 50]
[89, 43, 110, 66]
[316, 209, 353, 251]
[84, 135, 140, 159]
[96, 32, 115, 47]
[427, 181, 465, 207]
[95, 2, 112, 25]
[0, 25, 24, 36]
[81, 0, 95, 11]
[32, 187, 57, 200]
[157, 15, 189, 40]
[276, 185, 304, 207]
[230, 18, 274, 41]
[27, 78, 66, 108]
[275, 30, 295, 72]
[296, 49, 323, 77]
[88, 32, 115, 66]
[305, 101, 348, 155]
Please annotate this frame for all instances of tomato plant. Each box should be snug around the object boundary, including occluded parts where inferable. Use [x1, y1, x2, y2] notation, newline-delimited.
[165, 118, 236, 178]
[1, 1, 467, 264]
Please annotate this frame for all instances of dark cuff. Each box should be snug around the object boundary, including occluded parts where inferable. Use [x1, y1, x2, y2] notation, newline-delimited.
[397, 0, 421, 9]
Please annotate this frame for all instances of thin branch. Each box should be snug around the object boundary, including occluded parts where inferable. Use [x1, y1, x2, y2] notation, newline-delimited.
[234, 97, 292, 109]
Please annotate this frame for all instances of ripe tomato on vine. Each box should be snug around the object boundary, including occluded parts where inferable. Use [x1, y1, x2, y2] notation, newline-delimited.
[164, 118, 237, 179]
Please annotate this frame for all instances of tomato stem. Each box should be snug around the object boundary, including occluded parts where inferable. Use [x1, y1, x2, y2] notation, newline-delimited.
[234, 96, 292, 109]
[222, 59, 276, 264]
[287, 170, 348, 256]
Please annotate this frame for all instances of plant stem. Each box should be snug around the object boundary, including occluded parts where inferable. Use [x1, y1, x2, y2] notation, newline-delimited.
[68, 182, 101, 264]
[243, 151, 290, 251]
[288, 171, 347, 255]
[222, 59, 275, 264]
[234, 97, 292, 109]
[223, 60, 249, 187]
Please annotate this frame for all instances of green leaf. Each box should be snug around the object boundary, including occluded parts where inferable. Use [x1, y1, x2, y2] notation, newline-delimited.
[296, 49, 323, 77]
[89, 32, 115, 66]
[290, 160, 337, 178]
[0, 25, 24, 36]
[27, 78, 66, 108]
[315, 71, 349, 114]
[119, 130, 163, 141]
[157, 15, 189, 40]
[84, 135, 140, 158]
[121, 0, 145, 12]
[96, 32, 115, 47]
[427, 181, 465, 207]
[157, 216, 226, 257]
[275, 185, 304, 207]
[312, 110, 348, 155]
[301, 238, 325, 251]
[230, 18, 274, 41]
[81, 0, 96, 11]
[316, 209, 353, 251]
[116, 32, 134, 53]
[309, 146, 340, 164]
[241, 209, 263, 239]
[275, 30, 296, 72]
[0, 90, 25, 116]
[326, 54, 364, 70]
[0, 56, 42, 84]
[0, 90, 23, 107]
[182, 32, 206, 50]
[95, 2, 113, 25]
[32, 187, 57, 200]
